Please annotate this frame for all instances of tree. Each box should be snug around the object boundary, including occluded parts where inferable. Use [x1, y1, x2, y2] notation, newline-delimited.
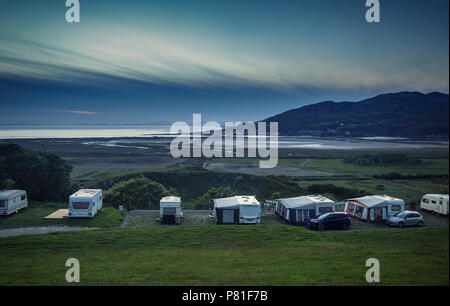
[193, 187, 237, 210]
[0, 143, 74, 201]
[0, 179, 16, 190]
[104, 177, 176, 210]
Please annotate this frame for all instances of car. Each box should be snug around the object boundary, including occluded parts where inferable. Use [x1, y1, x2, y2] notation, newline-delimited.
[307, 212, 351, 231]
[386, 211, 424, 228]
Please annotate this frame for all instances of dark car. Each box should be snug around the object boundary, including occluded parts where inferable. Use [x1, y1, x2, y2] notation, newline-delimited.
[307, 212, 351, 231]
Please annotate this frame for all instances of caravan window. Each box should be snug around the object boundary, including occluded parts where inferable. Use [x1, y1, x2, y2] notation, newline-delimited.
[391, 205, 401, 211]
[422, 198, 429, 204]
[72, 202, 90, 209]
[319, 207, 333, 214]
[347, 203, 355, 214]
[0, 200, 5, 208]
[431, 200, 437, 204]
[21, 194, 26, 201]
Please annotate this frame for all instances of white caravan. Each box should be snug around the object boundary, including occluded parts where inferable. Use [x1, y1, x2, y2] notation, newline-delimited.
[69, 189, 103, 218]
[0, 190, 28, 216]
[420, 194, 449, 216]
[213, 195, 261, 224]
[160, 196, 182, 224]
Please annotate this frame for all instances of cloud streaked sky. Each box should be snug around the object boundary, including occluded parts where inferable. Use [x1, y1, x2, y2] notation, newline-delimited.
[0, 0, 448, 124]
[59, 110, 97, 115]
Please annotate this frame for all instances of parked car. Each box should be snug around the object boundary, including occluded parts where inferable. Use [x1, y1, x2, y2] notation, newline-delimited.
[386, 211, 424, 228]
[307, 212, 351, 230]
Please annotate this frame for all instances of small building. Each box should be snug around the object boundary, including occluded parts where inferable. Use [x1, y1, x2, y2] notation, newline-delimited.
[0, 190, 28, 216]
[420, 194, 449, 216]
[69, 189, 103, 218]
[275, 195, 335, 224]
[160, 196, 182, 225]
[213, 196, 261, 224]
[345, 195, 404, 222]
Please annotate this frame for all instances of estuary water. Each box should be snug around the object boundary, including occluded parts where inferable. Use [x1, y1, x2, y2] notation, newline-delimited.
[0, 125, 448, 150]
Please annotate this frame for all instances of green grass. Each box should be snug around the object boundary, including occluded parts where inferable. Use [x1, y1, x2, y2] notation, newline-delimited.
[210, 157, 449, 176]
[0, 226, 447, 285]
[72, 168, 149, 186]
[0, 202, 123, 229]
[306, 158, 449, 176]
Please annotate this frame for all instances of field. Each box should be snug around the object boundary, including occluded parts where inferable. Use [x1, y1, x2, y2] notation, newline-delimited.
[0, 226, 448, 285]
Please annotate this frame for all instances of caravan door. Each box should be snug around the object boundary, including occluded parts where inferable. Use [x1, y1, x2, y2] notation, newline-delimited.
[222, 209, 235, 223]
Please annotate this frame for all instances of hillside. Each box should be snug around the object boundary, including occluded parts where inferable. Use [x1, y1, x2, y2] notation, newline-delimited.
[0, 226, 447, 285]
[263, 92, 449, 139]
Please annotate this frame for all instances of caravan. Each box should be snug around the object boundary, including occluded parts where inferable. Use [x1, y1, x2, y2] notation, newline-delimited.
[0, 190, 28, 216]
[345, 195, 404, 222]
[276, 195, 335, 224]
[213, 196, 261, 224]
[420, 194, 449, 216]
[69, 189, 103, 218]
[160, 196, 182, 224]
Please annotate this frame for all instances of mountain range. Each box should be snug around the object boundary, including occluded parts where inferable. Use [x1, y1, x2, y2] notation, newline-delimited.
[262, 91, 449, 139]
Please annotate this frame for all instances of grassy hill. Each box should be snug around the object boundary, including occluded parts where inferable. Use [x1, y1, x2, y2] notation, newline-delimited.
[0, 226, 448, 285]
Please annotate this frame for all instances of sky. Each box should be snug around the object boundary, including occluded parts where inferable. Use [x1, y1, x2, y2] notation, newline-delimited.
[0, 0, 448, 124]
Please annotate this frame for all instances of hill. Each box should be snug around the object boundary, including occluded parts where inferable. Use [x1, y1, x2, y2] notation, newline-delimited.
[263, 91, 449, 139]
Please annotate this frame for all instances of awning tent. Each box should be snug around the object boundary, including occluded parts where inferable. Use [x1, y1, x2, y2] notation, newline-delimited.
[276, 195, 335, 224]
[213, 196, 260, 224]
[344, 195, 404, 222]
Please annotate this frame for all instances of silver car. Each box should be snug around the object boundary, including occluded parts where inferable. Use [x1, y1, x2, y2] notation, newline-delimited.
[386, 211, 424, 228]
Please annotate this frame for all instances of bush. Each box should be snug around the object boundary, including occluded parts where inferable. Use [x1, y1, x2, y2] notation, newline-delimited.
[104, 177, 176, 210]
[193, 187, 237, 210]
[306, 184, 363, 201]
[344, 154, 417, 166]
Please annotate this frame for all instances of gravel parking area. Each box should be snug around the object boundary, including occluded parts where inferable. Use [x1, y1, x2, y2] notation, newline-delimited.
[123, 209, 448, 230]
